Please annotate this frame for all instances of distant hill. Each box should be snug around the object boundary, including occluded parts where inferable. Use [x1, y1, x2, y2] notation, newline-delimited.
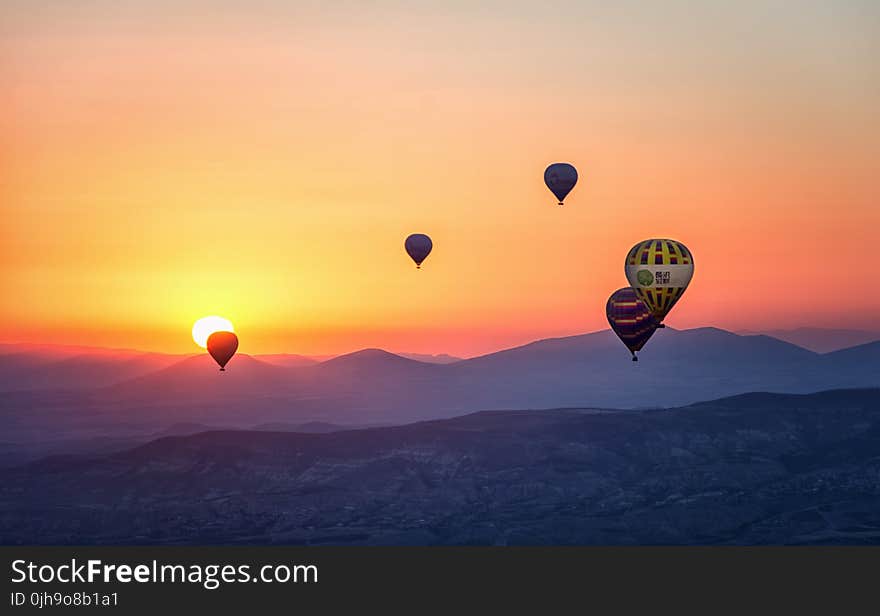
[104, 354, 293, 403]
[739, 328, 880, 353]
[3, 388, 879, 545]
[817, 341, 880, 387]
[436, 327, 824, 412]
[315, 348, 433, 373]
[0, 344, 187, 392]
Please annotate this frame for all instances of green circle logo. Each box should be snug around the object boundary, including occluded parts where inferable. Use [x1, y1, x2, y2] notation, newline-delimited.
[636, 270, 654, 286]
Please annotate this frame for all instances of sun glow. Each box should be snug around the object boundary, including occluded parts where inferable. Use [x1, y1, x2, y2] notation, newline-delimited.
[192, 316, 234, 348]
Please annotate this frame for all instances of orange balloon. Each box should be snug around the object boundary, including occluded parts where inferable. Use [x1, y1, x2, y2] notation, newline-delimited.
[206, 331, 239, 371]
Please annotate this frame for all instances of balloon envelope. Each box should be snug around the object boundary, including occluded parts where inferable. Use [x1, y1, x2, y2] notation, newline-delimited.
[544, 163, 578, 205]
[207, 331, 239, 371]
[606, 287, 660, 360]
[624, 239, 694, 322]
[405, 233, 433, 268]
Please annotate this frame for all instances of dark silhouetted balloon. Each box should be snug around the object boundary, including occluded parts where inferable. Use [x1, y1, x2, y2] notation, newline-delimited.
[207, 331, 238, 371]
[544, 162, 578, 205]
[405, 233, 433, 269]
[606, 287, 660, 362]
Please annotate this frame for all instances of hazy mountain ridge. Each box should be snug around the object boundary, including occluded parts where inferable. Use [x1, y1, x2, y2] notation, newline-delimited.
[3, 388, 879, 545]
[0, 345, 452, 392]
[0, 345, 190, 392]
[1, 328, 878, 453]
[740, 328, 880, 353]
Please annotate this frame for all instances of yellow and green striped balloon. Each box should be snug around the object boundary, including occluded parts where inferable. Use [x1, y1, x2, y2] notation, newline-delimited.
[624, 239, 694, 322]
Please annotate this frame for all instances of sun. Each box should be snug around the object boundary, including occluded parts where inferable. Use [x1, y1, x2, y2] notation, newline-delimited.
[192, 316, 234, 348]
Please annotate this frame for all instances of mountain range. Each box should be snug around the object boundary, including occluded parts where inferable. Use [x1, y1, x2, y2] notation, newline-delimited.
[1, 327, 879, 464]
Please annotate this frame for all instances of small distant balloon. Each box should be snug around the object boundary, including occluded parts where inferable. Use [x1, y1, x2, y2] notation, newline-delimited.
[405, 233, 433, 269]
[544, 162, 578, 205]
[207, 331, 238, 371]
[624, 239, 694, 324]
[606, 287, 660, 362]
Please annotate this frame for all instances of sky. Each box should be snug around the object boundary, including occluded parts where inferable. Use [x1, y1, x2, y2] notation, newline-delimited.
[1, 1, 878, 357]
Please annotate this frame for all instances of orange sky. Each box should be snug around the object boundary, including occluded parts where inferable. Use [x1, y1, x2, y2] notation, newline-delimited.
[1, 2, 878, 356]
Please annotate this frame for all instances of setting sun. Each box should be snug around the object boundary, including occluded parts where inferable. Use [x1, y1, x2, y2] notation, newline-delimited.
[192, 316, 234, 349]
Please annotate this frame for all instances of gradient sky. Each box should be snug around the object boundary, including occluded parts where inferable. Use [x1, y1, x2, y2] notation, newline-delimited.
[2, 1, 878, 356]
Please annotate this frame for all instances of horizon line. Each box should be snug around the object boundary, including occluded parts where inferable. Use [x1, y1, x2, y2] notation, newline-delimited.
[3, 325, 880, 361]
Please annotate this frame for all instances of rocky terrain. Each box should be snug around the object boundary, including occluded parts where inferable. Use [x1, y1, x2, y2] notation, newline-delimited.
[2, 388, 880, 545]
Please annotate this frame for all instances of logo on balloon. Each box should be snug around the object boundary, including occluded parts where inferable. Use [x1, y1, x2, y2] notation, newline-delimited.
[636, 270, 654, 286]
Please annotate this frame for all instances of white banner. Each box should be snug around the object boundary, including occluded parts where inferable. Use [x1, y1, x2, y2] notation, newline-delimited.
[625, 264, 694, 289]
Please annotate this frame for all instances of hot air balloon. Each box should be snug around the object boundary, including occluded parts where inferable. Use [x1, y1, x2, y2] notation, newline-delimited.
[624, 239, 694, 324]
[207, 331, 238, 371]
[544, 162, 578, 205]
[405, 233, 433, 269]
[606, 287, 660, 361]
